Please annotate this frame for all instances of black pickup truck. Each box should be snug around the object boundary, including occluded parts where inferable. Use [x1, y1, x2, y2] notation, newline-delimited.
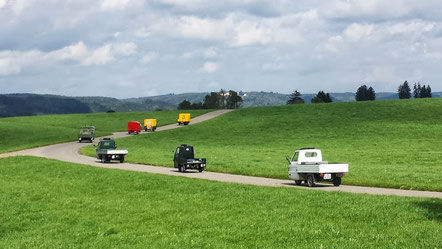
[173, 144, 206, 172]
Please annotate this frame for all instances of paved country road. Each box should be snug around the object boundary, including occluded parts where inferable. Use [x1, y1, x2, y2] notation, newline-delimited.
[1, 109, 441, 199]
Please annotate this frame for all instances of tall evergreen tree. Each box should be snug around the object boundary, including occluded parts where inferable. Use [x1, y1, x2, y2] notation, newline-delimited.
[426, 85, 432, 98]
[311, 91, 332, 103]
[413, 83, 421, 98]
[286, 90, 304, 104]
[368, 87, 376, 100]
[398, 81, 411, 99]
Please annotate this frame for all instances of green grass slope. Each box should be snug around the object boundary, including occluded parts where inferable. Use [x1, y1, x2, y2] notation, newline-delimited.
[82, 98, 442, 191]
[0, 110, 210, 153]
[1, 157, 440, 248]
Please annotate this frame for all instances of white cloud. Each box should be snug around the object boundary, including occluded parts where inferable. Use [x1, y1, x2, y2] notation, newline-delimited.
[262, 62, 287, 72]
[100, 0, 130, 10]
[0, 0, 7, 8]
[0, 41, 137, 75]
[140, 52, 159, 63]
[201, 61, 219, 73]
[204, 47, 217, 58]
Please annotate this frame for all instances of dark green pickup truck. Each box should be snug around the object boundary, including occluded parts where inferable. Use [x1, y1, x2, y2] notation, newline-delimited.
[78, 125, 95, 143]
[95, 138, 128, 163]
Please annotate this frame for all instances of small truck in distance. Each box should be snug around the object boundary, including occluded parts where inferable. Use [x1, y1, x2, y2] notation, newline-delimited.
[144, 119, 157, 132]
[174, 144, 206, 172]
[78, 125, 95, 143]
[95, 138, 128, 163]
[177, 113, 190, 125]
[127, 121, 141, 134]
[286, 148, 348, 187]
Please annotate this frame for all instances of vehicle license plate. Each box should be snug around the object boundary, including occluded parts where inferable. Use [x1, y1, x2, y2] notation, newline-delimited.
[323, 174, 331, 180]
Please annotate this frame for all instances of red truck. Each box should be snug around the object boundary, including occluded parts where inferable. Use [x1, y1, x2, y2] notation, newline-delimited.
[127, 121, 141, 134]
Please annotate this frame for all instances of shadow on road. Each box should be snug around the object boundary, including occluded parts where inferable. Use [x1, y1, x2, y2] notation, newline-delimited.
[281, 182, 334, 188]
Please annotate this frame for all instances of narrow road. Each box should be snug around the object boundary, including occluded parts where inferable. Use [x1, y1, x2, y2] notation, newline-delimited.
[1, 109, 441, 199]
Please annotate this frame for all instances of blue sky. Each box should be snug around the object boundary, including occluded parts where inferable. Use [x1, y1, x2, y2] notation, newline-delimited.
[1, 0, 441, 98]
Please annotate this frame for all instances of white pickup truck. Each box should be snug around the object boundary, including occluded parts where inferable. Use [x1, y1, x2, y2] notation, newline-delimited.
[286, 148, 348, 187]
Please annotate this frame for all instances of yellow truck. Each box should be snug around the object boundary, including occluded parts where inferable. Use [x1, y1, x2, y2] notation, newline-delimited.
[177, 113, 191, 125]
[144, 119, 157, 131]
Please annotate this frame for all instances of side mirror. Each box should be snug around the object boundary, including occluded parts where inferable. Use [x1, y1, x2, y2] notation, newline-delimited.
[285, 155, 291, 163]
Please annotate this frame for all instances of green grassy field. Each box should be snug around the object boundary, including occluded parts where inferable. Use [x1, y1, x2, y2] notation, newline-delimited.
[1, 156, 440, 248]
[0, 110, 210, 153]
[82, 98, 442, 191]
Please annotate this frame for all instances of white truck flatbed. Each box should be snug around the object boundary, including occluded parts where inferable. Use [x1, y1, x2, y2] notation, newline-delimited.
[105, 149, 128, 155]
[287, 148, 349, 187]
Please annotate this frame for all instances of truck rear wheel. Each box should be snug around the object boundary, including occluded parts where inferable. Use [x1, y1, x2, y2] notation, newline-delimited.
[101, 157, 106, 163]
[198, 167, 203, 172]
[181, 165, 186, 173]
[120, 156, 124, 163]
[307, 174, 316, 187]
[294, 180, 302, 185]
[333, 177, 341, 186]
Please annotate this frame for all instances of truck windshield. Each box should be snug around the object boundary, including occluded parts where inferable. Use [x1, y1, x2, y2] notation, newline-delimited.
[180, 147, 194, 159]
[100, 141, 116, 149]
[292, 152, 299, 162]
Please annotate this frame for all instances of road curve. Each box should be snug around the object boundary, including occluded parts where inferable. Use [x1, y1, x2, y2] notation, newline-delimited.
[1, 109, 441, 199]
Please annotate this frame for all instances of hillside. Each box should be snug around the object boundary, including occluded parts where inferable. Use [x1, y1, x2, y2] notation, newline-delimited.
[96, 98, 442, 191]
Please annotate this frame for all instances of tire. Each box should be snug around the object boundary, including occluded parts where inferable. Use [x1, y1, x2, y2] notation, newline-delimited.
[294, 180, 302, 185]
[178, 122, 181, 125]
[120, 156, 125, 163]
[333, 177, 342, 186]
[198, 167, 203, 172]
[101, 156, 106, 163]
[181, 165, 186, 173]
[307, 174, 316, 187]
[79, 139, 82, 143]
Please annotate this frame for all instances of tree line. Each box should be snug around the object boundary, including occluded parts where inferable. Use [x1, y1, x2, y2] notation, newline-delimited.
[287, 80, 433, 105]
[178, 89, 243, 110]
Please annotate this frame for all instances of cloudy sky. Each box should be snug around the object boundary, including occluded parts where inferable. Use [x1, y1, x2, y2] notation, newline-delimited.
[1, 0, 441, 98]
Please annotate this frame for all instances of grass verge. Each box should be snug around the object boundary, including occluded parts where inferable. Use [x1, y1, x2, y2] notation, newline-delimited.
[0, 156, 440, 248]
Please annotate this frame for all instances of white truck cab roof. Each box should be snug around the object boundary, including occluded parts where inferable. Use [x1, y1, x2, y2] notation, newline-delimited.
[292, 148, 323, 163]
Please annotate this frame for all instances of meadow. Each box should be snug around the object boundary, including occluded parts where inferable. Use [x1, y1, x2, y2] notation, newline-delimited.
[0, 156, 440, 248]
[82, 98, 442, 191]
[0, 110, 210, 153]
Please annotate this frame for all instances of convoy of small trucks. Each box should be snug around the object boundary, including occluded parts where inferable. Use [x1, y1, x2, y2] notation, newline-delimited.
[82, 113, 349, 186]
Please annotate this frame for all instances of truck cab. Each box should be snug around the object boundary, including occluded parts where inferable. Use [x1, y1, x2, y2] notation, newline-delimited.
[287, 148, 348, 187]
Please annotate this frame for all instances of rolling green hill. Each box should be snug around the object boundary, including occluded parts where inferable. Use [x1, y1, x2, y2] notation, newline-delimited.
[83, 98, 442, 191]
[1, 156, 440, 248]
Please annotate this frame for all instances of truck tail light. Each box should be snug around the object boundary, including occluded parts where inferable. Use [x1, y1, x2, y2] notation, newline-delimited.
[342, 173, 346, 176]
[319, 173, 324, 178]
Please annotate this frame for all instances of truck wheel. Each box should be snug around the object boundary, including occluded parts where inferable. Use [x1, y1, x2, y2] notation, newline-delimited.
[79, 139, 82, 143]
[181, 165, 186, 173]
[101, 157, 106, 163]
[198, 167, 203, 172]
[333, 177, 342, 186]
[294, 180, 302, 185]
[120, 156, 124, 163]
[307, 174, 316, 187]
[178, 122, 181, 125]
